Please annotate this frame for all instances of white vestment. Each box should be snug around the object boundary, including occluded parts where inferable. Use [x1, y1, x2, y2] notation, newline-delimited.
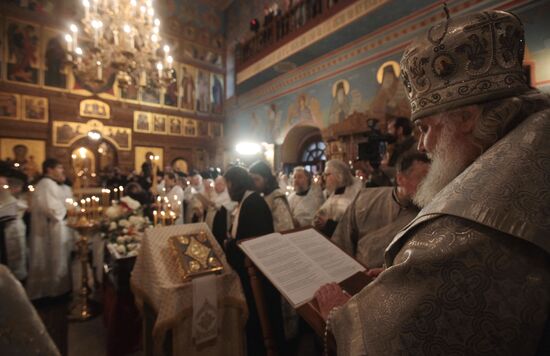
[317, 178, 362, 223]
[166, 185, 185, 224]
[0, 190, 27, 280]
[288, 185, 325, 228]
[205, 189, 237, 231]
[26, 177, 73, 299]
[184, 184, 204, 223]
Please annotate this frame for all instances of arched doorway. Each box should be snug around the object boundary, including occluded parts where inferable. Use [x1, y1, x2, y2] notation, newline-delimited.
[70, 137, 118, 187]
[280, 125, 326, 174]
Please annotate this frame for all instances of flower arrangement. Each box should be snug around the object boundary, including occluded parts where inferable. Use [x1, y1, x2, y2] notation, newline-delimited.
[103, 196, 150, 258]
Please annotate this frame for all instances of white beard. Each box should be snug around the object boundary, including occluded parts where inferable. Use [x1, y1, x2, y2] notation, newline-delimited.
[413, 126, 474, 208]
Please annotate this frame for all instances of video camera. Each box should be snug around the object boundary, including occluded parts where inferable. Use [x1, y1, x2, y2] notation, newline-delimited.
[356, 118, 392, 169]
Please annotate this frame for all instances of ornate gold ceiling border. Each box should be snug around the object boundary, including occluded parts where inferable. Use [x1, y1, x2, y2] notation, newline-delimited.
[236, 0, 389, 85]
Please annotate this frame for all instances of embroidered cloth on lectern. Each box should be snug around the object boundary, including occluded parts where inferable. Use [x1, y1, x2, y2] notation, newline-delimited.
[192, 274, 218, 344]
[130, 223, 247, 355]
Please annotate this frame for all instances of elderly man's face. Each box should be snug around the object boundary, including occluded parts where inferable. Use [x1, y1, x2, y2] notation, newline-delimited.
[293, 170, 309, 193]
[415, 115, 445, 156]
[190, 175, 201, 186]
[413, 106, 480, 207]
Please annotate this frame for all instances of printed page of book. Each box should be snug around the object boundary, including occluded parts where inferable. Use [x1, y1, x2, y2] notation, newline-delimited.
[239, 233, 333, 307]
[284, 228, 365, 282]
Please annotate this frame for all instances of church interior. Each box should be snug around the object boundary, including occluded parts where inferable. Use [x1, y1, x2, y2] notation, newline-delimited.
[1, 0, 550, 355]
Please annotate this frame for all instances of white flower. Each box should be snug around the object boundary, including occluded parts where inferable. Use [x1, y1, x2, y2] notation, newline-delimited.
[122, 228, 129, 234]
[118, 219, 130, 228]
[129, 215, 144, 225]
[127, 250, 138, 257]
[115, 244, 127, 255]
[120, 196, 141, 210]
[105, 205, 122, 219]
[109, 222, 117, 231]
[116, 236, 125, 244]
[127, 243, 138, 251]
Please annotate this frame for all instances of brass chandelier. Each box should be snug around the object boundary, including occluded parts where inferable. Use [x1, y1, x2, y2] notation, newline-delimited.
[64, 0, 175, 92]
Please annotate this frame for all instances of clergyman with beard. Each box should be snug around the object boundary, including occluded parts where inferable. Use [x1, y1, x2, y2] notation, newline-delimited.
[287, 166, 324, 228]
[314, 10, 550, 355]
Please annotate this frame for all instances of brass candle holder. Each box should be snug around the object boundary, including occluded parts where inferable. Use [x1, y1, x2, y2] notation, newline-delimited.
[67, 213, 101, 321]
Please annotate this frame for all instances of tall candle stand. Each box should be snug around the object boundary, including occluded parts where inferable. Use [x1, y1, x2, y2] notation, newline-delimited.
[67, 206, 101, 321]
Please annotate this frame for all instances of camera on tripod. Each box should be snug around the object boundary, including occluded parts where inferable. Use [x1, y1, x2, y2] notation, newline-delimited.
[356, 118, 392, 169]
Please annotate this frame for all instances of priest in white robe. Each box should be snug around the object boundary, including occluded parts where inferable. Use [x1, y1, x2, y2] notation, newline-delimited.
[314, 159, 362, 237]
[287, 166, 324, 228]
[26, 159, 73, 300]
[163, 172, 184, 224]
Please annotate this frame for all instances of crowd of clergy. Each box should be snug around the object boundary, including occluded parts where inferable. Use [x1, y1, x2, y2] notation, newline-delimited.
[1, 8, 549, 356]
[0, 114, 424, 354]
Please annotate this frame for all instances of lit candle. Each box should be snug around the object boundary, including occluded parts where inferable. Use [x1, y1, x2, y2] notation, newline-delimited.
[70, 24, 78, 50]
[156, 62, 163, 79]
[96, 61, 102, 80]
[64, 34, 73, 52]
[153, 210, 157, 226]
[160, 210, 166, 226]
[113, 188, 118, 201]
[166, 55, 173, 69]
[113, 29, 119, 46]
[119, 186, 124, 198]
[83, 0, 90, 19]
[75, 47, 83, 66]
[170, 211, 175, 225]
[139, 71, 146, 86]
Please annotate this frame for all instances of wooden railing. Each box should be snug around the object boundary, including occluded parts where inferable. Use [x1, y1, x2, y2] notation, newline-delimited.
[235, 0, 358, 71]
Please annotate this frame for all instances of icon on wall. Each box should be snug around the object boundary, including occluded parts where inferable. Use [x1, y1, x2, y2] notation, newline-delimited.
[168, 116, 183, 136]
[80, 99, 110, 119]
[7, 20, 39, 85]
[22, 95, 48, 122]
[134, 111, 152, 133]
[0, 92, 20, 120]
[152, 114, 167, 134]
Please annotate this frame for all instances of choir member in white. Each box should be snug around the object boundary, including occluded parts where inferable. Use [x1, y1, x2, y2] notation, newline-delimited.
[163, 172, 184, 224]
[287, 166, 324, 228]
[0, 176, 27, 281]
[26, 159, 74, 300]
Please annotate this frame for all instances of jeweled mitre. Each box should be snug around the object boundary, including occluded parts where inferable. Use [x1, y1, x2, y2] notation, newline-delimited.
[400, 10, 530, 120]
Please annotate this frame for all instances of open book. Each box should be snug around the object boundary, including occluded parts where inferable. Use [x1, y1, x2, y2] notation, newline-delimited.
[238, 228, 366, 308]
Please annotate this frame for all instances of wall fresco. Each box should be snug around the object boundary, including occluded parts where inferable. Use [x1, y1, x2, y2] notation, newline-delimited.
[226, 0, 550, 145]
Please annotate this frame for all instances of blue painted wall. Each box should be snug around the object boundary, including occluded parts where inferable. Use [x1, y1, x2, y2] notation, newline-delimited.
[226, 0, 550, 146]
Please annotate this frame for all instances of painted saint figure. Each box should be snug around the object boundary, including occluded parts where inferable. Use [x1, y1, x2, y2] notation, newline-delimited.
[329, 80, 351, 123]
[7, 23, 39, 84]
[180, 66, 195, 110]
